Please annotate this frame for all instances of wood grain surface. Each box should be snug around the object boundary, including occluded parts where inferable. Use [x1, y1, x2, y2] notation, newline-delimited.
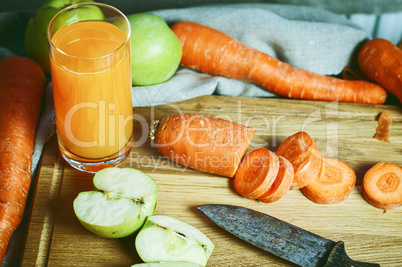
[21, 96, 402, 266]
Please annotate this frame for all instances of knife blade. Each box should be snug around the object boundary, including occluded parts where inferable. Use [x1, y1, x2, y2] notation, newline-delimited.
[198, 204, 379, 267]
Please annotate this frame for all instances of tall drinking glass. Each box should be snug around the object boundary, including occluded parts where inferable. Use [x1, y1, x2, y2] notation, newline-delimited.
[47, 3, 133, 172]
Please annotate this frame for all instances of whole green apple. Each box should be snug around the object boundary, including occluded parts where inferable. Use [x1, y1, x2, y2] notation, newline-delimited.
[24, 0, 104, 75]
[127, 13, 182, 86]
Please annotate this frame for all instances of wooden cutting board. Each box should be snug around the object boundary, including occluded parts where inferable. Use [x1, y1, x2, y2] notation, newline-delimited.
[21, 95, 402, 266]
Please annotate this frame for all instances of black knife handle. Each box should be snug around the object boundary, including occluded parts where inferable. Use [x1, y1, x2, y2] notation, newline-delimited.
[323, 241, 380, 267]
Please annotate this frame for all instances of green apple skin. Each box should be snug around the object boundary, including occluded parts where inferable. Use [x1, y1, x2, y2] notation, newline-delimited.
[127, 13, 182, 86]
[73, 167, 158, 238]
[135, 215, 215, 266]
[49, 3, 105, 34]
[24, 0, 104, 75]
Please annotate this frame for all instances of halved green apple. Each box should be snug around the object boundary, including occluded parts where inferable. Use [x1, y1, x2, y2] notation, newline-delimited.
[131, 262, 202, 267]
[73, 167, 157, 238]
[135, 215, 215, 266]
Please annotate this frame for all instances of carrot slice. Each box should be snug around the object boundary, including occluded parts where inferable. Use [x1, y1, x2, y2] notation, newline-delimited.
[300, 157, 356, 204]
[234, 148, 280, 199]
[259, 156, 294, 203]
[363, 162, 402, 210]
[276, 131, 323, 189]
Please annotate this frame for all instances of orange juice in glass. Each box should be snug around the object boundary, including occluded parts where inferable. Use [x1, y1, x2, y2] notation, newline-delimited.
[47, 3, 133, 172]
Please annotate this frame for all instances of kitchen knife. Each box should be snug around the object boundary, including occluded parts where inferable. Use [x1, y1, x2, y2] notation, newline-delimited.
[198, 204, 379, 267]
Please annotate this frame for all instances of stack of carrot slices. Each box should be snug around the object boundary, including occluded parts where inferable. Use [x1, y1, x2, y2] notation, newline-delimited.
[276, 131, 323, 190]
[234, 131, 357, 205]
[234, 148, 294, 202]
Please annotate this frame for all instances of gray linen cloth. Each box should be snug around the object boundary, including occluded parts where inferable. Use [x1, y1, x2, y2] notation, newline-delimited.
[31, 3, 370, 173]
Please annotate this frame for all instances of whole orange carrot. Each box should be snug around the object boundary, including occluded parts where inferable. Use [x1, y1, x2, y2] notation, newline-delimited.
[0, 56, 46, 261]
[358, 38, 402, 104]
[171, 21, 387, 104]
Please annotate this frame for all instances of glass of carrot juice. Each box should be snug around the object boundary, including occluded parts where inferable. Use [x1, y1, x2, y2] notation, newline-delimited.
[47, 3, 133, 173]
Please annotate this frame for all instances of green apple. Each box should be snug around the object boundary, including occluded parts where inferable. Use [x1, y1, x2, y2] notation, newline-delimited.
[48, 2, 105, 33]
[73, 167, 158, 238]
[127, 13, 182, 86]
[135, 215, 215, 266]
[131, 262, 202, 267]
[24, 0, 104, 75]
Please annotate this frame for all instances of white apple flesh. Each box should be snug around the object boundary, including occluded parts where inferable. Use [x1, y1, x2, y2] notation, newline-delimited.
[131, 262, 202, 267]
[73, 167, 157, 238]
[135, 215, 215, 266]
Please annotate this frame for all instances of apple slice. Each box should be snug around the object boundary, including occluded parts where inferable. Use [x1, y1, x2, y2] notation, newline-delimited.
[73, 167, 157, 238]
[131, 262, 202, 267]
[135, 215, 215, 266]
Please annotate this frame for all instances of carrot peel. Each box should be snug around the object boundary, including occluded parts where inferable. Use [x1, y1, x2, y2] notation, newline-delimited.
[373, 112, 392, 143]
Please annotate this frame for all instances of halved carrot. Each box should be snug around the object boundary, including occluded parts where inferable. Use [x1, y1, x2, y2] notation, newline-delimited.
[363, 162, 402, 210]
[276, 131, 323, 190]
[153, 114, 256, 178]
[234, 148, 280, 199]
[300, 157, 356, 204]
[259, 156, 294, 203]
